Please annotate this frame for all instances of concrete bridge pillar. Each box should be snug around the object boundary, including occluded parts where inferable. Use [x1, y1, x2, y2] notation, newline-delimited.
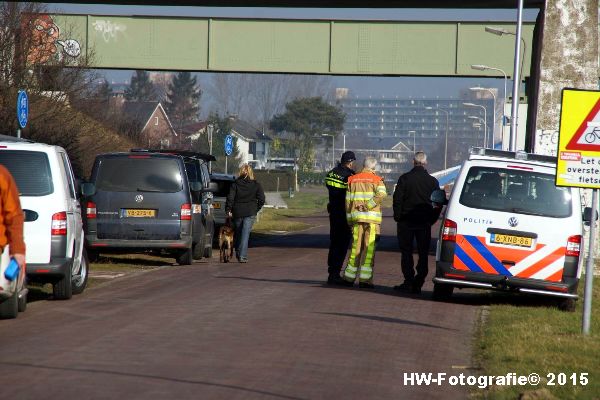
[532, 0, 598, 156]
[531, 0, 599, 259]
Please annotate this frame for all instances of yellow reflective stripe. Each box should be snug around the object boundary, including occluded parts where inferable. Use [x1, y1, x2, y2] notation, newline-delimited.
[325, 177, 347, 189]
[366, 198, 377, 209]
[349, 216, 382, 223]
[326, 176, 345, 184]
[326, 182, 346, 189]
[349, 211, 382, 218]
[347, 194, 373, 201]
[350, 191, 375, 195]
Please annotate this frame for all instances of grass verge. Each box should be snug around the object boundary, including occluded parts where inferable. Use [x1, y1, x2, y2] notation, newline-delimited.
[474, 276, 600, 399]
[253, 187, 328, 233]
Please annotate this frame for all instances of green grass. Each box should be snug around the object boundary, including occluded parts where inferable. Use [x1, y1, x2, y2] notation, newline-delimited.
[474, 276, 600, 399]
[253, 187, 329, 233]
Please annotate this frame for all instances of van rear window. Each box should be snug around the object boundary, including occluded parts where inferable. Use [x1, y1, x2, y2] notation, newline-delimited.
[0, 150, 53, 196]
[95, 157, 183, 193]
[459, 166, 572, 218]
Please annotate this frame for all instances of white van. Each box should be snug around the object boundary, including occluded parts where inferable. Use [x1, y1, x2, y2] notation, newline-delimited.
[0, 136, 88, 300]
[433, 148, 585, 311]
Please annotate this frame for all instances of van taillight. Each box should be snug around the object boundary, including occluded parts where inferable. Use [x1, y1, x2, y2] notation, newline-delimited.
[442, 219, 457, 242]
[565, 235, 581, 257]
[86, 201, 97, 219]
[51, 212, 67, 235]
[180, 203, 192, 220]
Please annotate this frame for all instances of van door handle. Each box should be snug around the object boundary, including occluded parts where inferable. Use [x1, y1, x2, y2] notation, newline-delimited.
[501, 260, 516, 266]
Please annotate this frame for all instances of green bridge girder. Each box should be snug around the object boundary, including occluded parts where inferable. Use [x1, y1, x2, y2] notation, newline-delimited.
[53, 14, 535, 78]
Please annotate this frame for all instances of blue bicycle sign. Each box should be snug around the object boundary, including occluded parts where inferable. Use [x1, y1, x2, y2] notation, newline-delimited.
[224, 134, 234, 156]
[17, 90, 28, 129]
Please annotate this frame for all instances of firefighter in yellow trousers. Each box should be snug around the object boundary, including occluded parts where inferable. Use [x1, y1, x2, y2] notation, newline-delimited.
[343, 156, 387, 288]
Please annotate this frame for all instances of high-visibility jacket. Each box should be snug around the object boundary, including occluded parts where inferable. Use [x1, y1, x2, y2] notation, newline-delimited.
[325, 164, 354, 215]
[346, 168, 387, 225]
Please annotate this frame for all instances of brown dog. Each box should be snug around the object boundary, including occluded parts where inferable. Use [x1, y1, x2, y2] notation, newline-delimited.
[219, 221, 235, 263]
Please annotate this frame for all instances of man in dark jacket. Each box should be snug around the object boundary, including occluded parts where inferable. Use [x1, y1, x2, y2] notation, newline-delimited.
[325, 151, 355, 285]
[393, 151, 440, 294]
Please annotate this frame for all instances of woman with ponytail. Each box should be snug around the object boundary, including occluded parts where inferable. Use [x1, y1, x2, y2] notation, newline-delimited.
[225, 164, 265, 263]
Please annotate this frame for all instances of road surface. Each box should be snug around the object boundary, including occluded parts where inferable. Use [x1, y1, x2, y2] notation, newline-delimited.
[0, 211, 482, 399]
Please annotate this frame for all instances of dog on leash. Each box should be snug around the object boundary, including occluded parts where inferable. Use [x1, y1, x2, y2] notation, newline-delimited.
[219, 218, 235, 263]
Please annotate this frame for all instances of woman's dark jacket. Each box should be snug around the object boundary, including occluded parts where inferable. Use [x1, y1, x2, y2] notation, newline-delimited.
[225, 177, 266, 218]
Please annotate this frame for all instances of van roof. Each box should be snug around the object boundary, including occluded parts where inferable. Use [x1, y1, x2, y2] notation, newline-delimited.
[468, 148, 557, 168]
[132, 148, 216, 162]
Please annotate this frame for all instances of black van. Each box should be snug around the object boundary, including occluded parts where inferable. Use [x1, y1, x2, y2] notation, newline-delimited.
[82, 151, 215, 265]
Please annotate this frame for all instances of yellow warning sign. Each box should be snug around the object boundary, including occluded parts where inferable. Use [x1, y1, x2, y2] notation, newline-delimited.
[557, 88, 600, 188]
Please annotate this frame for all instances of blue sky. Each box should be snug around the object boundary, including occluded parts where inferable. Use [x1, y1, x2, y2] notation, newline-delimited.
[46, 3, 538, 99]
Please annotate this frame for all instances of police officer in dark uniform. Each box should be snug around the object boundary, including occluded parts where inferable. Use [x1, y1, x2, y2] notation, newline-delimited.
[325, 151, 356, 285]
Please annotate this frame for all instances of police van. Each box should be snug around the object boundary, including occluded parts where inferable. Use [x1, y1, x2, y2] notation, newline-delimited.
[433, 148, 590, 311]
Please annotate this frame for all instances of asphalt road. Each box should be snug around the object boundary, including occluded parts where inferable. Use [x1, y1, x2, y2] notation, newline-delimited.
[0, 212, 482, 399]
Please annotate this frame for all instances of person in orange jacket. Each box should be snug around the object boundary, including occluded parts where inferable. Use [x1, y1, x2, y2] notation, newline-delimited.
[342, 157, 387, 288]
[0, 165, 26, 279]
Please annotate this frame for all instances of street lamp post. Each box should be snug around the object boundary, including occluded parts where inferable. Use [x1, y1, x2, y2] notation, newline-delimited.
[469, 116, 487, 147]
[484, 26, 527, 86]
[471, 64, 508, 147]
[464, 103, 488, 148]
[425, 106, 449, 170]
[322, 134, 335, 169]
[207, 124, 214, 173]
[485, 16, 526, 151]
[469, 87, 497, 148]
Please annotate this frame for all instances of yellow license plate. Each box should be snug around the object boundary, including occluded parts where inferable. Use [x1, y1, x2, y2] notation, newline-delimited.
[125, 209, 156, 218]
[491, 234, 532, 247]
[212, 202, 221, 209]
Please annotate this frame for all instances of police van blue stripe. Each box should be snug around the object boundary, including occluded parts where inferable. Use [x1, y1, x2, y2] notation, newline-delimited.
[464, 236, 513, 276]
[454, 245, 483, 273]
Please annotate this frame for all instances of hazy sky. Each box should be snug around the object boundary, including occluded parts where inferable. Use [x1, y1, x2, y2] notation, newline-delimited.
[46, 3, 538, 99]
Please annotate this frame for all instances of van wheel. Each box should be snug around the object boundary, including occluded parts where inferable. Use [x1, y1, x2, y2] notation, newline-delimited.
[558, 298, 576, 312]
[53, 270, 73, 300]
[72, 248, 89, 295]
[176, 247, 193, 265]
[18, 291, 27, 313]
[0, 290, 18, 319]
[432, 283, 454, 301]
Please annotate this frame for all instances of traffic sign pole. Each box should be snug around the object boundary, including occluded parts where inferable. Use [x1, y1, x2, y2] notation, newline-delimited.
[224, 134, 234, 174]
[16, 90, 28, 137]
[583, 189, 597, 335]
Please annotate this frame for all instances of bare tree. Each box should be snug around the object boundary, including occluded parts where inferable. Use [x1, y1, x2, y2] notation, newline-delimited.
[203, 72, 335, 129]
[0, 2, 133, 176]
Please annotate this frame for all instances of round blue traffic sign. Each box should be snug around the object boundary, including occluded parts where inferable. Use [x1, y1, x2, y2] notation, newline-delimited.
[224, 134, 234, 156]
[17, 90, 28, 129]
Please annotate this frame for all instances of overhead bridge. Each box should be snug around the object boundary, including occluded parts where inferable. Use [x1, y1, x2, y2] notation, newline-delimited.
[51, 14, 534, 78]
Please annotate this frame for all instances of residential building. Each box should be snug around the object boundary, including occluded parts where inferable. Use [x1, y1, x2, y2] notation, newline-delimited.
[117, 99, 178, 148]
[334, 89, 495, 171]
[183, 117, 272, 169]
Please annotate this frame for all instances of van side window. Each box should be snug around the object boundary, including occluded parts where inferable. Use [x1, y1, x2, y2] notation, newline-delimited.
[60, 152, 77, 199]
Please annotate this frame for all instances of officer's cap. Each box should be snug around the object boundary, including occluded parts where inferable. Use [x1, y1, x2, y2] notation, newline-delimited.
[341, 151, 356, 164]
